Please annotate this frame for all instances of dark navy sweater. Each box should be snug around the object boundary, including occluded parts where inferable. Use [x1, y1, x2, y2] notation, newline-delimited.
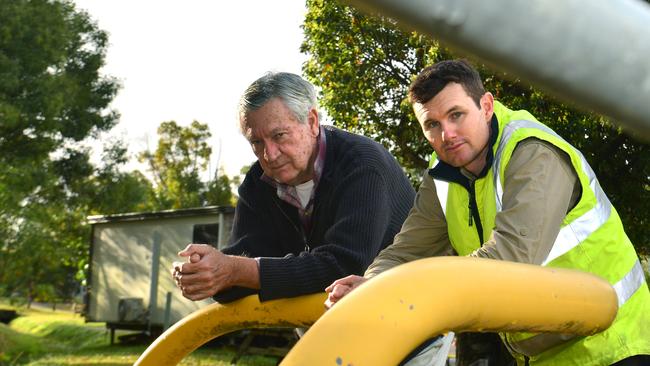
[217, 126, 415, 302]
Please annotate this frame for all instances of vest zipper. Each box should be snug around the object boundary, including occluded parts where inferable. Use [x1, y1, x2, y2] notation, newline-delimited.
[468, 180, 484, 244]
[468, 202, 474, 226]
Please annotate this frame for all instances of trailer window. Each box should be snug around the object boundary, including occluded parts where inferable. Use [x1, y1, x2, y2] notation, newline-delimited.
[192, 223, 219, 247]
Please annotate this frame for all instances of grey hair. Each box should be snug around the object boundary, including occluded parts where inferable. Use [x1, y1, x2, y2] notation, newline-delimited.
[238, 72, 318, 132]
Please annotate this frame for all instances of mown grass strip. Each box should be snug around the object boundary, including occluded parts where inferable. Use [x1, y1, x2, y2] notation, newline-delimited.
[1, 304, 279, 366]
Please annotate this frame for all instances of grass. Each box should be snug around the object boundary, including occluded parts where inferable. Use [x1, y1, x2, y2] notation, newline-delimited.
[0, 303, 279, 366]
[0, 322, 44, 365]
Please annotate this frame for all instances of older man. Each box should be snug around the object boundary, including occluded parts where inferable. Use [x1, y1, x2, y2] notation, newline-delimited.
[172, 72, 415, 303]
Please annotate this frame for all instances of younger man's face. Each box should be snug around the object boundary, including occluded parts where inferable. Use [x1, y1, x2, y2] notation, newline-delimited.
[413, 82, 493, 175]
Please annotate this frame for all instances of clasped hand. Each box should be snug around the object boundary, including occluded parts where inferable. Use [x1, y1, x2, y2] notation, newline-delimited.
[172, 244, 235, 301]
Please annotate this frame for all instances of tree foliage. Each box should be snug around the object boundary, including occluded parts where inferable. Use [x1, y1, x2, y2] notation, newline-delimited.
[301, 0, 648, 252]
[204, 172, 239, 207]
[0, 139, 156, 304]
[139, 120, 236, 209]
[0, 0, 119, 196]
[0, 1, 241, 304]
[302, 1, 447, 178]
[0, 0, 120, 303]
[89, 139, 156, 214]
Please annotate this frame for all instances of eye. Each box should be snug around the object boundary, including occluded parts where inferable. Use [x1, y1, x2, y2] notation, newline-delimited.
[426, 120, 440, 129]
[450, 111, 463, 120]
[273, 131, 288, 140]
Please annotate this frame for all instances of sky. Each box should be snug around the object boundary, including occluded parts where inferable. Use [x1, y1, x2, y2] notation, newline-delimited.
[74, 0, 309, 179]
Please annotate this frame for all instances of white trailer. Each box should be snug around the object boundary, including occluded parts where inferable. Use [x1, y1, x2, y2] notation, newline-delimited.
[85, 206, 234, 343]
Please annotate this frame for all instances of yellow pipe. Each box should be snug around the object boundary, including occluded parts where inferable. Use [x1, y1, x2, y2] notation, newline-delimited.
[281, 257, 618, 365]
[134, 293, 326, 366]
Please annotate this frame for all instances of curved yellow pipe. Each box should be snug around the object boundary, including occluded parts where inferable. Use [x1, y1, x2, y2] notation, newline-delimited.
[281, 257, 618, 366]
[134, 293, 326, 366]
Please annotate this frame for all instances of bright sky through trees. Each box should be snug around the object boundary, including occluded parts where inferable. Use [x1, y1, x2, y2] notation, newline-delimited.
[74, 0, 308, 179]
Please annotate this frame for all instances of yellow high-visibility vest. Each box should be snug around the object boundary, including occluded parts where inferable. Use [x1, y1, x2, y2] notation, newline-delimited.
[430, 101, 650, 365]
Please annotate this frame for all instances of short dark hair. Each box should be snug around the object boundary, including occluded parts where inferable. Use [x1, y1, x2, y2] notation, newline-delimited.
[408, 59, 485, 106]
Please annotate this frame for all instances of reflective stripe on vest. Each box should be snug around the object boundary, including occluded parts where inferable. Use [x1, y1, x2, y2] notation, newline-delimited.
[614, 260, 645, 307]
[431, 103, 650, 362]
[431, 160, 449, 214]
[493, 119, 646, 357]
[507, 259, 646, 356]
[493, 120, 611, 265]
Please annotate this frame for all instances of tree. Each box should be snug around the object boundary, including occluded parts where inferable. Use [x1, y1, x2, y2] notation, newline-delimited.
[0, 148, 90, 305]
[0, 0, 119, 200]
[89, 138, 156, 215]
[301, 0, 648, 253]
[203, 170, 239, 207]
[302, 1, 446, 179]
[0, 0, 120, 301]
[139, 120, 238, 209]
[0, 137, 158, 304]
[2, 196, 85, 307]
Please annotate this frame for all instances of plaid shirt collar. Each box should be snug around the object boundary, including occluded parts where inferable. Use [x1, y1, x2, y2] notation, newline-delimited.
[261, 126, 327, 231]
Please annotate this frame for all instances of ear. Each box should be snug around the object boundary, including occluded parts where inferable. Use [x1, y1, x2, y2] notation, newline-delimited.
[307, 107, 320, 136]
[239, 116, 249, 137]
[480, 92, 494, 122]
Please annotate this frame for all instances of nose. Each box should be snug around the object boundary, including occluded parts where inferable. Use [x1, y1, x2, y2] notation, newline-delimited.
[440, 122, 457, 143]
[263, 141, 281, 162]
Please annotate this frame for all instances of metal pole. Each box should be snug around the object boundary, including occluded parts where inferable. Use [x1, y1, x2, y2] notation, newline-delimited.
[218, 212, 225, 250]
[134, 293, 327, 366]
[148, 232, 162, 333]
[345, 0, 650, 140]
[282, 257, 617, 365]
[134, 257, 617, 366]
[163, 292, 172, 331]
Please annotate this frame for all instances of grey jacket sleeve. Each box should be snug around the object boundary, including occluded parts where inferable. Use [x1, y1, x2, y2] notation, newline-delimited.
[471, 138, 580, 264]
[364, 170, 454, 278]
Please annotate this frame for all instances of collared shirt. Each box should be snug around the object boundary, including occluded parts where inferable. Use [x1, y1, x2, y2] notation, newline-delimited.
[261, 125, 327, 233]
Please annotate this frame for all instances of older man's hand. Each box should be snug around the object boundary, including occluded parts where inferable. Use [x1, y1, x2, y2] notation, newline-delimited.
[172, 244, 260, 301]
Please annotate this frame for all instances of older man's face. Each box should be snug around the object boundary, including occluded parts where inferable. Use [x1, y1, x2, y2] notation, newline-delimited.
[242, 98, 320, 186]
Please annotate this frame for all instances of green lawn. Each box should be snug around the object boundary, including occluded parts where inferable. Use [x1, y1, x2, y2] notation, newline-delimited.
[0, 304, 279, 366]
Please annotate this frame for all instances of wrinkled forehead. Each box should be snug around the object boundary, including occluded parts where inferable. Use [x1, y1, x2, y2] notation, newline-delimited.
[241, 114, 301, 142]
[239, 97, 301, 137]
